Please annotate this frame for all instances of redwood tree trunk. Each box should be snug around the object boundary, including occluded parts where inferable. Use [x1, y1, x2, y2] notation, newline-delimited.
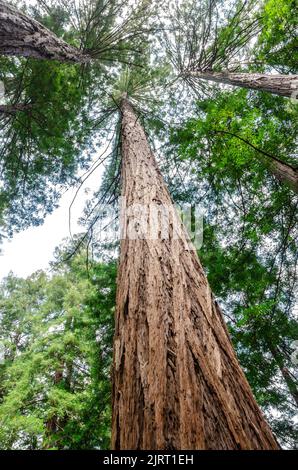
[0, 1, 89, 63]
[111, 98, 280, 450]
[186, 71, 298, 98]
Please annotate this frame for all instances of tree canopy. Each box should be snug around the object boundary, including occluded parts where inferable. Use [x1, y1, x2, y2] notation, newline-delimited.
[0, 0, 297, 450]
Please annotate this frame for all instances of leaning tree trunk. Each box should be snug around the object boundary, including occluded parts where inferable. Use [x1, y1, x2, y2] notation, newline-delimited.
[212, 130, 298, 193]
[269, 346, 298, 408]
[268, 159, 298, 193]
[0, 103, 32, 114]
[111, 98, 280, 450]
[185, 71, 298, 98]
[0, 1, 89, 63]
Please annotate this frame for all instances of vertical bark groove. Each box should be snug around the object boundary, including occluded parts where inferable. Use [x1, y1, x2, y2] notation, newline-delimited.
[111, 98, 280, 450]
[185, 71, 298, 98]
[0, 1, 89, 63]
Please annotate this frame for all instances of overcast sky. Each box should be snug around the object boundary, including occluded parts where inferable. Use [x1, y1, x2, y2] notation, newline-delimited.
[0, 0, 107, 280]
[0, 165, 104, 280]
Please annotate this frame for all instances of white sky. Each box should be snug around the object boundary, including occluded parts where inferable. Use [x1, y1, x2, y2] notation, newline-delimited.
[0, 165, 104, 280]
[0, 0, 109, 281]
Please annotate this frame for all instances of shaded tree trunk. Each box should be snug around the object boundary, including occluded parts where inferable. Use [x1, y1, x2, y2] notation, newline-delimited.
[0, 1, 89, 63]
[0, 103, 32, 114]
[111, 98, 280, 450]
[269, 159, 298, 193]
[185, 71, 298, 98]
[44, 368, 63, 449]
[269, 346, 298, 408]
[212, 130, 298, 193]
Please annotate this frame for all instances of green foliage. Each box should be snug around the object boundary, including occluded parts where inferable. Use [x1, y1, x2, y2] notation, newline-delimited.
[111, 64, 169, 109]
[173, 88, 297, 189]
[0, 0, 156, 242]
[168, 86, 298, 447]
[0, 54, 94, 239]
[0, 247, 116, 449]
[163, 0, 259, 73]
[256, 0, 298, 73]
[0, 0, 297, 451]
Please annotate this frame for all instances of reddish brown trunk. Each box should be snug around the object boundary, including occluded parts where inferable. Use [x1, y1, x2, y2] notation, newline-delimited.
[186, 71, 298, 98]
[111, 98, 280, 450]
[0, 1, 89, 63]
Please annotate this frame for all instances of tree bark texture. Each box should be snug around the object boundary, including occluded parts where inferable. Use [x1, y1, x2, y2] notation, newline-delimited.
[0, 1, 88, 63]
[269, 159, 298, 193]
[111, 98, 280, 450]
[186, 71, 298, 98]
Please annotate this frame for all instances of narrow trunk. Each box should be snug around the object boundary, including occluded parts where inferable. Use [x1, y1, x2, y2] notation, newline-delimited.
[0, 103, 32, 114]
[185, 71, 298, 98]
[269, 346, 298, 407]
[0, 1, 89, 63]
[212, 130, 298, 193]
[44, 368, 63, 449]
[111, 98, 279, 450]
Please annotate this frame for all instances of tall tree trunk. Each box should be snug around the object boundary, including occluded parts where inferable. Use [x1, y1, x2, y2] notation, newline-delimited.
[111, 98, 280, 450]
[185, 71, 298, 98]
[212, 130, 298, 193]
[0, 1, 89, 63]
[269, 346, 298, 408]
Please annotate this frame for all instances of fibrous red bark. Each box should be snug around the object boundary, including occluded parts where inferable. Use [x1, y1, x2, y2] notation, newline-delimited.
[111, 98, 280, 450]
[0, 1, 89, 63]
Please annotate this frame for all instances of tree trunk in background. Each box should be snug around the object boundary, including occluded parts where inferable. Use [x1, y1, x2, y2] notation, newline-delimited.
[111, 98, 280, 450]
[268, 159, 298, 193]
[269, 346, 298, 408]
[212, 130, 298, 193]
[186, 71, 298, 98]
[0, 1, 89, 63]
[44, 369, 63, 449]
[0, 104, 32, 114]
